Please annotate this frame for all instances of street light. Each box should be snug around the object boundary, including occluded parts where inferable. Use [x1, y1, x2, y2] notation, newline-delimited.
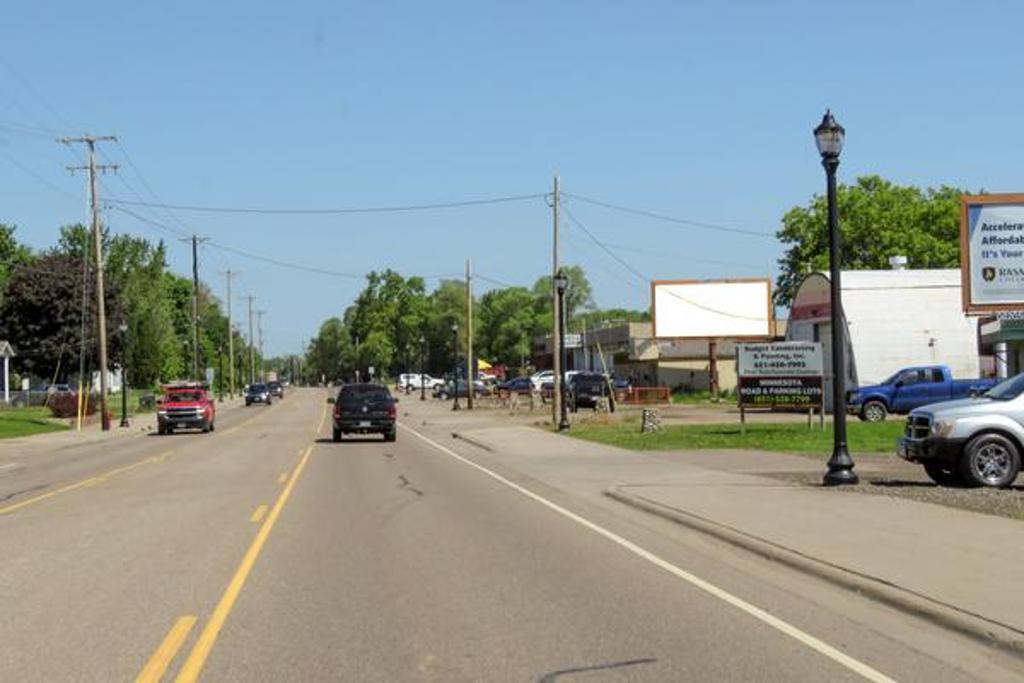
[419, 335, 427, 401]
[118, 322, 130, 428]
[451, 322, 461, 411]
[554, 269, 570, 431]
[815, 109, 858, 486]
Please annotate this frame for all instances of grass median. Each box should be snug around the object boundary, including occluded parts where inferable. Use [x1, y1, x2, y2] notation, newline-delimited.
[568, 418, 905, 454]
[0, 406, 68, 439]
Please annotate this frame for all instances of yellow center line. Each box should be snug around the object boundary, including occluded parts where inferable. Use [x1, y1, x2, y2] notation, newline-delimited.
[174, 445, 314, 683]
[249, 504, 268, 523]
[0, 451, 173, 516]
[277, 472, 287, 485]
[135, 615, 197, 683]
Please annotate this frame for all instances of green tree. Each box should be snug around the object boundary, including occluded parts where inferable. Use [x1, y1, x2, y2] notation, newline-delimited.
[774, 175, 965, 306]
[0, 224, 31, 306]
[531, 264, 595, 331]
[476, 286, 541, 367]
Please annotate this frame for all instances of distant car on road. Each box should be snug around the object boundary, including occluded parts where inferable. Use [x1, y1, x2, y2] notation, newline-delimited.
[569, 372, 612, 411]
[268, 380, 284, 399]
[434, 379, 486, 400]
[246, 383, 273, 406]
[328, 383, 397, 442]
[157, 382, 215, 435]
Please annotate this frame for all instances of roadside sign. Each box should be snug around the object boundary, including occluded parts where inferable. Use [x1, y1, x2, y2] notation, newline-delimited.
[737, 342, 824, 410]
[205, 367, 215, 385]
[960, 193, 1024, 314]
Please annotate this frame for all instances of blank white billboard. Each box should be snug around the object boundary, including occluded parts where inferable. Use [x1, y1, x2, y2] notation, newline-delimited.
[652, 279, 773, 339]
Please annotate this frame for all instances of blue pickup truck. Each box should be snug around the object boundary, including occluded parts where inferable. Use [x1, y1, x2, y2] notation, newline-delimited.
[848, 365, 997, 422]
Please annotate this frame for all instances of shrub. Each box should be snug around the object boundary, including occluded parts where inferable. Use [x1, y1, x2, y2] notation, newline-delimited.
[47, 393, 98, 418]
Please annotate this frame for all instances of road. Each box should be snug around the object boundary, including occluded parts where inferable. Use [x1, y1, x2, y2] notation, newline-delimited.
[1, 388, 1020, 682]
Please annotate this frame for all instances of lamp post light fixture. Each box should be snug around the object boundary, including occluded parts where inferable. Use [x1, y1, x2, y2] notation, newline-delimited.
[451, 323, 461, 411]
[815, 110, 858, 487]
[553, 269, 570, 431]
[118, 322, 130, 428]
[420, 335, 427, 401]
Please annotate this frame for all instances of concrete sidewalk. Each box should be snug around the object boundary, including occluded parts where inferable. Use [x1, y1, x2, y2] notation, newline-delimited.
[407, 400, 1024, 655]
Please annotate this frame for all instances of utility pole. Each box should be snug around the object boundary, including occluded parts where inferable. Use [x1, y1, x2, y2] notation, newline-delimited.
[61, 135, 118, 431]
[551, 174, 561, 426]
[221, 269, 238, 397]
[180, 235, 209, 381]
[466, 257, 474, 410]
[246, 295, 256, 384]
[256, 309, 266, 381]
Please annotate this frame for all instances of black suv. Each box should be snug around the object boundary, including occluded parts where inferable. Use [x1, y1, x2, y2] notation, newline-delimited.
[569, 372, 612, 411]
[268, 381, 284, 399]
[245, 383, 272, 406]
[328, 383, 397, 442]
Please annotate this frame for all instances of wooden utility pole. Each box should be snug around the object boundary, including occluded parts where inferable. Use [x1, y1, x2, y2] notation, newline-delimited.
[551, 174, 561, 425]
[466, 258, 473, 410]
[257, 309, 266, 381]
[221, 269, 238, 397]
[247, 295, 256, 384]
[61, 135, 118, 431]
[181, 235, 209, 381]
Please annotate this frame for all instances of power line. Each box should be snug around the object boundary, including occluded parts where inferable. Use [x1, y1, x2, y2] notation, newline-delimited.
[564, 192, 775, 239]
[103, 192, 548, 215]
[563, 206, 767, 322]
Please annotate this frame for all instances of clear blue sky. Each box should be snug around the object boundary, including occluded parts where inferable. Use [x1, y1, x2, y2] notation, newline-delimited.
[2, 1, 1021, 356]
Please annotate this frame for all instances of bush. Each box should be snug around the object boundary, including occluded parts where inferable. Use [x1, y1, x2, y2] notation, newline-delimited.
[47, 393, 98, 418]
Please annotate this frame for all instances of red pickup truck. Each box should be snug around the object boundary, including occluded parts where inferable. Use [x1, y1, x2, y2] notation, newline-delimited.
[157, 382, 216, 435]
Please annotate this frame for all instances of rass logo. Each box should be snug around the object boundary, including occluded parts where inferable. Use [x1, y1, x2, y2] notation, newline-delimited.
[983, 266, 997, 282]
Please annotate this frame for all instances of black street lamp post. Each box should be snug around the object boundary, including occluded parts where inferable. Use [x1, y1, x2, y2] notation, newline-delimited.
[554, 269, 570, 431]
[218, 346, 225, 402]
[118, 322, 130, 428]
[815, 110, 858, 486]
[451, 323, 461, 411]
[420, 335, 427, 401]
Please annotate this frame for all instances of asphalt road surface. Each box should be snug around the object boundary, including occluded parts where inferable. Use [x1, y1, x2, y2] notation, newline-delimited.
[1, 389, 1020, 682]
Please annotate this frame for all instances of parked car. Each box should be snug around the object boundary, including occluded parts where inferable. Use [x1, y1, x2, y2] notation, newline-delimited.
[897, 373, 1024, 487]
[434, 379, 486, 400]
[569, 372, 613, 410]
[401, 373, 446, 391]
[268, 380, 284, 398]
[328, 383, 397, 442]
[848, 365, 998, 422]
[530, 370, 554, 390]
[498, 377, 534, 395]
[157, 382, 215, 434]
[245, 383, 273, 406]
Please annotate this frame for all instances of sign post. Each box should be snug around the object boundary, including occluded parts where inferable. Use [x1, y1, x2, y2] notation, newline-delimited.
[0, 342, 15, 405]
[737, 342, 824, 433]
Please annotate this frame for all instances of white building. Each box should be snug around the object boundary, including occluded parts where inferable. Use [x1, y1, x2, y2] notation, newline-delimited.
[786, 268, 985, 408]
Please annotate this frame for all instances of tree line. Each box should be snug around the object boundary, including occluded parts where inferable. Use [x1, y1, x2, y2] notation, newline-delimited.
[0, 223, 258, 391]
[303, 265, 649, 383]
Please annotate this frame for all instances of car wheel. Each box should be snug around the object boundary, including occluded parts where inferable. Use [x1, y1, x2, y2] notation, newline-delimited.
[860, 400, 887, 423]
[202, 422, 211, 434]
[157, 425, 166, 436]
[209, 421, 216, 432]
[923, 462, 961, 487]
[959, 433, 1021, 488]
[332, 428, 341, 443]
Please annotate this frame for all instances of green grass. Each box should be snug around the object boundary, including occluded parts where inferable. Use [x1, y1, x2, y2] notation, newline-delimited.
[0, 406, 68, 439]
[568, 418, 905, 454]
[670, 390, 737, 405]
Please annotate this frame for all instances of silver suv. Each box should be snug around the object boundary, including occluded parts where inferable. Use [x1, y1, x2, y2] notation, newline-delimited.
[897, 373, 1024, 488]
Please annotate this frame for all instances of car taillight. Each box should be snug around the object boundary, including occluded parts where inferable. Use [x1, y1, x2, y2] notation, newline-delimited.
[388, 404, 397, 419]
[334, 404, 342, 419]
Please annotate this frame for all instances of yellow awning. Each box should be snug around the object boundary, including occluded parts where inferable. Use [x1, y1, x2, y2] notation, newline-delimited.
[477, 359, 493, 370]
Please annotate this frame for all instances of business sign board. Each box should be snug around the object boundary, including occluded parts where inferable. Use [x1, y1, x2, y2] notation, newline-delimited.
[737, 342, 823, 409]
[652, 279, 773, 339]
[961, 194, 1024, 314]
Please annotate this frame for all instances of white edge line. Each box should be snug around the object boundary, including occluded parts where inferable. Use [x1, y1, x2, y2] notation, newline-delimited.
[400, 423, 896, 683]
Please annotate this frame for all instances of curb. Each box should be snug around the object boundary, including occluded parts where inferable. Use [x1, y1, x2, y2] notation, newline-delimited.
[451, 431, 494, 452]
[605, 484, 1024, 659]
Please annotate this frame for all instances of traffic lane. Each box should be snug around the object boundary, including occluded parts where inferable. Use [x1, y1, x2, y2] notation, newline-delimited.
[200, 426, 882, 682]
[405, 419, 1020, 682]
[0, 391, 322, 682]
[0, 391, 307, 515]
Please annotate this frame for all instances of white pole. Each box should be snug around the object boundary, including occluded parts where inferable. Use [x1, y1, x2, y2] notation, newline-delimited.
[3, 356, 8, 404]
